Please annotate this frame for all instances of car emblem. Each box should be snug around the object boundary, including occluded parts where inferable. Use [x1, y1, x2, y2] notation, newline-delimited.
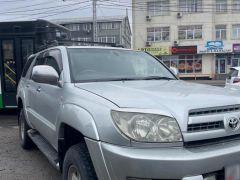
[228, 117, 240, 131]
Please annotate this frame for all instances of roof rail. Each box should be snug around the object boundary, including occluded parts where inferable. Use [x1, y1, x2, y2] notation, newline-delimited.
[36, 39, 122, 52]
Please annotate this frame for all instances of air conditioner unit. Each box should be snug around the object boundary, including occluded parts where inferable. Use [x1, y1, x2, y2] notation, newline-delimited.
[146, 15, 152, 21]
[177, 12, 182, 18]
[174, 40, 179, 46]
[146, 41, 152, 46]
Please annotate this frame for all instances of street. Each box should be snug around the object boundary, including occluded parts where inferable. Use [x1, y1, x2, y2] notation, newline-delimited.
[0, 113, 61, 180]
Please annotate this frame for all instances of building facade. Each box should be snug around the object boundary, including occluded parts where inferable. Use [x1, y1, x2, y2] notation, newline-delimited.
[133, 0, 240, 79]
[54, 16, 131, 48]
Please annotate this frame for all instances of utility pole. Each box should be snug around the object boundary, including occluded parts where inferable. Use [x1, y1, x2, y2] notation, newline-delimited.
[93, 0, 97, 42]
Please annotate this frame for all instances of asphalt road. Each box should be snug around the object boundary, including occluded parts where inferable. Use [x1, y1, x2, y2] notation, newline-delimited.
[0, 113, 61, 180]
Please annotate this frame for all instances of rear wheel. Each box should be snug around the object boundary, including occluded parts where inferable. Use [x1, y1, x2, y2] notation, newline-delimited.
[19, 109, 33, 149]
[63, 143, 97, 180]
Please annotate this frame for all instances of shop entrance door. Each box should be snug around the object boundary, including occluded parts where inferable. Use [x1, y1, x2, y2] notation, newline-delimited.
[232, 58, 240, 67]
[217, 59, 227, 74]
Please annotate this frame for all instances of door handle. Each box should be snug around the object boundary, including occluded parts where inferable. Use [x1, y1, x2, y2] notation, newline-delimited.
[36, 87, 41, 92]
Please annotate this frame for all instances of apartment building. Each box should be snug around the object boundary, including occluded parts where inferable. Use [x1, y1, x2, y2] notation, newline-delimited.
[133, 0, 240, 79]
[54, 15, 131, 48]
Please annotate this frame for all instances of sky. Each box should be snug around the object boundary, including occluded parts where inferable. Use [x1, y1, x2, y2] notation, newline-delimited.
[0, 0, 132, 22]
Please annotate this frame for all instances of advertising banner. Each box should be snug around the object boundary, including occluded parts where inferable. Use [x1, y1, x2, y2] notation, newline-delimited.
[233, 44, 240, 53]
[171, 46, 197, 55]
[198, 41, 232, 54]
[139, 47, 170, 56]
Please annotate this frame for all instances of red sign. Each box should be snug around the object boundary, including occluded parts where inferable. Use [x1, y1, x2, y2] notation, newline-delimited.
[171, 46, 197, 55]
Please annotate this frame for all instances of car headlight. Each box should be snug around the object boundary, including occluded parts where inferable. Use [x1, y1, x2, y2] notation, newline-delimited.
[111, 110, 182, 143]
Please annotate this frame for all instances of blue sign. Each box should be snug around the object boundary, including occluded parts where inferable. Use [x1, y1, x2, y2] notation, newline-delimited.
[205, 41, 224, 49]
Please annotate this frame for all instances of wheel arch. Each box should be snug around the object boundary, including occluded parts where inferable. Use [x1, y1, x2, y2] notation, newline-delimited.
[56, 104, 100, 170]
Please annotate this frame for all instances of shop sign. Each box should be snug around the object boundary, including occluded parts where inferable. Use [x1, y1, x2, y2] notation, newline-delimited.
[171, 46, 197, 55]
[198, 41, 232, 54]
[139, 47, 170, 56]
[233, 44, 240, 53]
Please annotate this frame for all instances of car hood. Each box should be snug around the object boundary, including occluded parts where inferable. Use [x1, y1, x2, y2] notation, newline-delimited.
[75, 80, 240, 131]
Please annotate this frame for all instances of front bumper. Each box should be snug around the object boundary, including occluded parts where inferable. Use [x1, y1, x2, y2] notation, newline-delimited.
[86, 138, 240, 180]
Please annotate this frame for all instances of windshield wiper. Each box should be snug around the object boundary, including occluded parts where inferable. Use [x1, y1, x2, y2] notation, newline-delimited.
[110, 77, 142, 81]
[141, 76, 175, 80]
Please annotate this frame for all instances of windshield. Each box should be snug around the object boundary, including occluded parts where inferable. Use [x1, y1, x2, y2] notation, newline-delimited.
[68, 48, 176, 83]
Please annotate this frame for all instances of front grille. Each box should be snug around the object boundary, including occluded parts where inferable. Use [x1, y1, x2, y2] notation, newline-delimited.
[184, 134, 240, 148]
[189, 105, 240, 117]
[188, 121, 224, 133]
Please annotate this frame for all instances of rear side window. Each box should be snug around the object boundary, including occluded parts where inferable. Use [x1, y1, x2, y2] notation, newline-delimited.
[227, 69, 238, 79]
[22, 55, 35, 77]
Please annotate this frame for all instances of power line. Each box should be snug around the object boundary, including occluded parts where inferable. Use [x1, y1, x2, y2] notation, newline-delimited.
[2, 3, 91, 21]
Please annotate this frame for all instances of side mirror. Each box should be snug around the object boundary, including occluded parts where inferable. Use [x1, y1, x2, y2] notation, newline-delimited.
[32, 65, 59, 86]
[170, 66, 179, 77]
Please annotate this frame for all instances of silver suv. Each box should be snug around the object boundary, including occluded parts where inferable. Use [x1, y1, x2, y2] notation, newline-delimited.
[17, 46, 240, 180]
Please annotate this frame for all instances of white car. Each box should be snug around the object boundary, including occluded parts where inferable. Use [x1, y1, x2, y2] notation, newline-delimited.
[225, 67, 240, 90]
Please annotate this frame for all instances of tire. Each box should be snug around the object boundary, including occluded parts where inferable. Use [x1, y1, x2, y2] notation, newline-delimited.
[63, 143, 97, 180]
[19, 109, 33, 149]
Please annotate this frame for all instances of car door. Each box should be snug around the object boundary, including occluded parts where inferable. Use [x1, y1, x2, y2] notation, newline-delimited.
[19, 55, 36, 126]
[226, 68, 239, 89]
[32, 49, 63, 148]
[26, 52, 46, 129]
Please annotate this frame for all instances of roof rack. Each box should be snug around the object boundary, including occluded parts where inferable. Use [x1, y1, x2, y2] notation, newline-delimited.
[36, 39, 124, 52]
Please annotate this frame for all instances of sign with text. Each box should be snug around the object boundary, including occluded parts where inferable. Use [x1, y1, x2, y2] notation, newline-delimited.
[233, 44, 240, 53]
[198, 41, 232, 54]
[171, 46, 197, 55]
[139, 47, 170, 56]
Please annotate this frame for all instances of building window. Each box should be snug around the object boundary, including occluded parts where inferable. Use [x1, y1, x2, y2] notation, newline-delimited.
[233, 0, 240, 12]
[232, 24, 240, 39]
[147, 27, 170, 42]
[77, 37, 92, 42]
[178, 25, 202, 40]
[147, 0, 170, 16]
[97, 36, 116, 43]
[83, 24, 91, 31]
[162, 55, 202, 74]
[216, 0, 227, 13]
[215, 25, 226, 40]
[100, 23, 119, 30]
[72, 24, 81, 31]
[179, 0, 202, 13]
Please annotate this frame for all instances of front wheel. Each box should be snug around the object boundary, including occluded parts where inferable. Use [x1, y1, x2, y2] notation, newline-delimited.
[19, 109, 33, 149]
[62, 143, 97, 180]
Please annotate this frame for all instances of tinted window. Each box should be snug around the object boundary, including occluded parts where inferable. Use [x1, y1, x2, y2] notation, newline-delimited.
[49, 49, 62, 71]
[227, 68, 238, 79]
[22, 55, 35, 77]
[45, 56, 60, 75]
[35, 52, 45, 66]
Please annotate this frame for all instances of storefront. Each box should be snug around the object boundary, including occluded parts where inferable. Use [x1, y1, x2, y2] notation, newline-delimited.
[161, 46, 204, 79]
[198, 41, 233, 80]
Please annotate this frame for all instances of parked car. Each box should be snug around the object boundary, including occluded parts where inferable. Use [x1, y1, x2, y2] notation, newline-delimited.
[225, 67, 240, 90]
[17, 46, 240, 180]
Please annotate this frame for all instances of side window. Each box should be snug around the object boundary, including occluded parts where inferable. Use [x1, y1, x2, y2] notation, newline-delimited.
[22, 55, 35, 78]
[227, 69, 238, 79]
[48, 49, 63, 72]
[45, 56, 60, 75]
[35, 52, 45, 66]
[29, 52, 45, 79]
